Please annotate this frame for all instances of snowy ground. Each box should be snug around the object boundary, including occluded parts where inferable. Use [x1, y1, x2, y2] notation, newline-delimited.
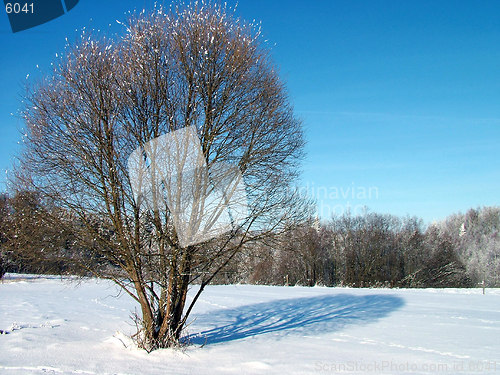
[1, 274, 499, 374]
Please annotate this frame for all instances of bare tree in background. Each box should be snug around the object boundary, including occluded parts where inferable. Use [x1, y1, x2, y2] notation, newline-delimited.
[17, 3, 307, 350]
[0, 194, 7, 279]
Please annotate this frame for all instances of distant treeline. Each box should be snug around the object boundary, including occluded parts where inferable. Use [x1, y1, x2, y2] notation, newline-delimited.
[1, 191, 499, 288]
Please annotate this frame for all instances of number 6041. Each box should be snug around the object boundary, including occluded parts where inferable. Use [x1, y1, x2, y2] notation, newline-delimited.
[5, 3, 34, 14]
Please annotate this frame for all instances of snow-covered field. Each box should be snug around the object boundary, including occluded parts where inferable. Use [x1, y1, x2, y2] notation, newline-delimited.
[1, 274, 499, 374]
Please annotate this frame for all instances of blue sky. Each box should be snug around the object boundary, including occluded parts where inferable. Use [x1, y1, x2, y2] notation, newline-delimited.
[1, 0, 499, 224]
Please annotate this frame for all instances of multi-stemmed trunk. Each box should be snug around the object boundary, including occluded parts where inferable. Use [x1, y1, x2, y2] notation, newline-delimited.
[134, 246, 193, 351]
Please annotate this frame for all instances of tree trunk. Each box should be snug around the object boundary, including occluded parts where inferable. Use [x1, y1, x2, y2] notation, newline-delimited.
[146, 246, 193, 348]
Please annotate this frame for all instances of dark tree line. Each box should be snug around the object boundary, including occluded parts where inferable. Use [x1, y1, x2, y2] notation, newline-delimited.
[0, 191, 90, 276]
[219, 209, 498, 288]
[2, 190, 497, 288]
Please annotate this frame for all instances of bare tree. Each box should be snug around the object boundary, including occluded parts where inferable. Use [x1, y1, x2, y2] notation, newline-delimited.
[0, 191, 83, 276]
[17, 3, 307, 350]
[0, 193, 7, 279]
[434, 207, 500, 287]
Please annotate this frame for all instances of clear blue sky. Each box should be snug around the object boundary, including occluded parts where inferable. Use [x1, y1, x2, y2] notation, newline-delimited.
[1, 0, 499, 224]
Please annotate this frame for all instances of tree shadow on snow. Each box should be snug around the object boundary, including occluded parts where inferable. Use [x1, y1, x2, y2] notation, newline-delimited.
[189, 293, 404, 345]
